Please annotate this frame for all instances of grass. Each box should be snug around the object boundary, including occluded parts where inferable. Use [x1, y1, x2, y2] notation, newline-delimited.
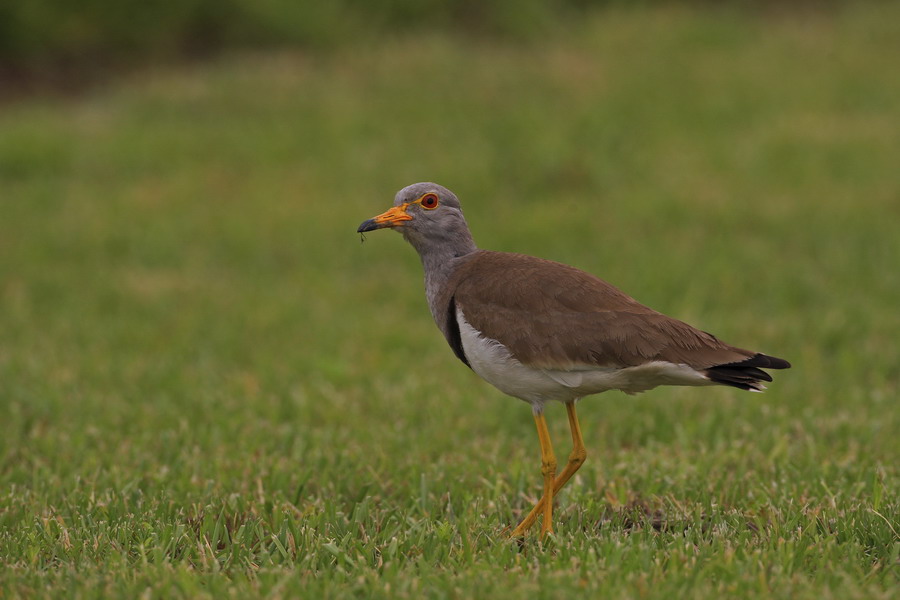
[2, 3, 899, 598]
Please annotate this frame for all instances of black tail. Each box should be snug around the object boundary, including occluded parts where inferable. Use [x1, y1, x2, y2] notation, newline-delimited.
[705, 353, 791, 392]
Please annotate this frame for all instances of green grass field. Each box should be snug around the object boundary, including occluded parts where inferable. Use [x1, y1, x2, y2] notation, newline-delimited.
[2, 4, 899, 598]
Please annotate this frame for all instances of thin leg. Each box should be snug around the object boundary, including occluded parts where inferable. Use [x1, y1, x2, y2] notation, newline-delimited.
[510, 402, 587, 538]
[509, 410, 557, 538]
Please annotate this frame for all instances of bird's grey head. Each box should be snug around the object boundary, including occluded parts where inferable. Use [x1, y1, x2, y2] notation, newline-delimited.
[357, 182, 476, 257]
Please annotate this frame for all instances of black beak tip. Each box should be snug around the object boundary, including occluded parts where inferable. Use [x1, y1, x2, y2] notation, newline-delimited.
[357, 219, 378, 233]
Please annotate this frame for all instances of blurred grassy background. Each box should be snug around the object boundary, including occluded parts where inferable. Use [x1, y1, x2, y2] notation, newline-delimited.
[0, 1, 761, 68]
[2, 2, 899, 598]
[0, 1, 854, 93]
[0, 0, 639, 94]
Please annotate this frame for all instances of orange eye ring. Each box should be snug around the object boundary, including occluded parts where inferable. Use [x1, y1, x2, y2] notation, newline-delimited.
[419, 193, 439, 209]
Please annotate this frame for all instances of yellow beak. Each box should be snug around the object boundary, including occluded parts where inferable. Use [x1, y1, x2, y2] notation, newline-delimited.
[357, 204, 413, 232]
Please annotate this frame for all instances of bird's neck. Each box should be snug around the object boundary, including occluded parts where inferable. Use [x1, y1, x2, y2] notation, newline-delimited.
[407, 229, 478, 315]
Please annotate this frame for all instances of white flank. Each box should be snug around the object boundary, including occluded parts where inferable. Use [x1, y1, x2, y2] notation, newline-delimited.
[456, 308, 714, 410]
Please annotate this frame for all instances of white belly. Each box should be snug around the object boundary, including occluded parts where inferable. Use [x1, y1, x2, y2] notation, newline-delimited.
[455, 308, 713, 412]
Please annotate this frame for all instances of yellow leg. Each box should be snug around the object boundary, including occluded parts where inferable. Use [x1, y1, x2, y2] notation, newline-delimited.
[509, 410, 557, 538]
[510, 402, 587, 538]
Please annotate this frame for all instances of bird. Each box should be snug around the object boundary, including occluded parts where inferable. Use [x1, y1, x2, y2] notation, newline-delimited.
[357, 182, 791, 539]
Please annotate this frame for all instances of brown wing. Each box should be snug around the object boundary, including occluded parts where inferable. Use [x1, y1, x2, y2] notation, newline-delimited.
[448, 251, 755, 370]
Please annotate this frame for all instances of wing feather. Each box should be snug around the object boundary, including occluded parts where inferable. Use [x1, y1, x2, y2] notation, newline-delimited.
[447, 251, 754, 370]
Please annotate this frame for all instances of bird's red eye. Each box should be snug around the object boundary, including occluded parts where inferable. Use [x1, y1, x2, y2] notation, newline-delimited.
[420, 194, 439, 209]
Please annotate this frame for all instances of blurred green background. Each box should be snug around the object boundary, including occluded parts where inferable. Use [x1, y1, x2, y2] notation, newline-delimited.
[1, 2, 899, 598]
[0, 1, 712, 68]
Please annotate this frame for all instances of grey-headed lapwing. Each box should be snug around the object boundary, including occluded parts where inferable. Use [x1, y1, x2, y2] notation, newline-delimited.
[358, 182, 791, 539]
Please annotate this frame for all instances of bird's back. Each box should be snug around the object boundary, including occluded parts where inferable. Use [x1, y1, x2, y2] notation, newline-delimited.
[435, 251, 786, 385]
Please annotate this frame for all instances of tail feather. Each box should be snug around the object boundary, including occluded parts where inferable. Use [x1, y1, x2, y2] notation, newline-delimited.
[705, 353, 791, 391]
